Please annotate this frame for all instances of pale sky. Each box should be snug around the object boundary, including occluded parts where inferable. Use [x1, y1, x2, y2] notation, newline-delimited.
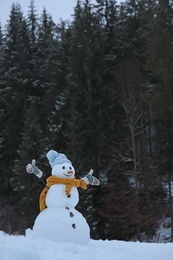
[0, 0, 123, 27]
[0, 0, 78, 26]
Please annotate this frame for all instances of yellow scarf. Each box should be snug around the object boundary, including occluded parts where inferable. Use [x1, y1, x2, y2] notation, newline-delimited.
[39, 176, 87, 211]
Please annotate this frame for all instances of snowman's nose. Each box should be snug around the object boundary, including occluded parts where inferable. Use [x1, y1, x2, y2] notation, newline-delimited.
[68, 170, 73, 174]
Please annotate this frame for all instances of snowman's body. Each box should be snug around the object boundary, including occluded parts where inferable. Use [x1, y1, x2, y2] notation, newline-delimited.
[32, 158, 90, 245]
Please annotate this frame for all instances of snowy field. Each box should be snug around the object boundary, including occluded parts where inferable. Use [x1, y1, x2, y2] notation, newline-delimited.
[0, 230, 173, 260]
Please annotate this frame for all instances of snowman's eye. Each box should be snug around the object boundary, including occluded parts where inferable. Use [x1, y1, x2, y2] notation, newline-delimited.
[69, 166, 72, 170]
[62, 166, 65, 169]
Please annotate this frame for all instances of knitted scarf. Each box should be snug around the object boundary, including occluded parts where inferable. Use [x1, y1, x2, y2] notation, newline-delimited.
[39, 176, 87, 211]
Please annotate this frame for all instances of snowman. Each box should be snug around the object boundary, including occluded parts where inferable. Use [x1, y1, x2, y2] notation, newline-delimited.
[26, 150, 100, 245]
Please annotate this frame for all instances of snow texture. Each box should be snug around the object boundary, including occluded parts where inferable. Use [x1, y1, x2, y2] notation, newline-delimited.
[0, 230, 173, 260]
[32, 207, 90, 244]
[32, 154, 90, 245]
[45, 184, 79, 208]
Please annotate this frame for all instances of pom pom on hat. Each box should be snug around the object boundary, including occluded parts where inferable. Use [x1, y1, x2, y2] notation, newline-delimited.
[46, 150, 72, 168]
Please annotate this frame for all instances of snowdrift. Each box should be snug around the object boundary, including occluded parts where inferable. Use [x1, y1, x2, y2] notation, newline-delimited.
[0, 230, 173, 260]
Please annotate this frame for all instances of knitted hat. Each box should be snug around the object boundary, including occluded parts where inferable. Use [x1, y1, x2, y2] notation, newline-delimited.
[46, 150, 72, 168]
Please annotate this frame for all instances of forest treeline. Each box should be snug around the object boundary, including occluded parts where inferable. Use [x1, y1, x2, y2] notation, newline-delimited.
[0, 0, 173, 242]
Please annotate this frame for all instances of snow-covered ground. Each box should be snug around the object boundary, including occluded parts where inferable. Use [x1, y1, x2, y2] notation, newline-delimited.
[0, 229, 173, 260]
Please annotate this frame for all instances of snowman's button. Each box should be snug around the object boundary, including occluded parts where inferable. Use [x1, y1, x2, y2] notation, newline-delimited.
[72, 224, 76, 229]
[65, 207, 69, 210]
[70, 212, 74, 217]
[67, 194, 71, 198]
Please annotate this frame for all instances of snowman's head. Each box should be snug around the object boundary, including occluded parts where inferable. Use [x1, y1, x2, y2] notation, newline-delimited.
[46, 150, 75, 179]
[52, 162, 75, 179]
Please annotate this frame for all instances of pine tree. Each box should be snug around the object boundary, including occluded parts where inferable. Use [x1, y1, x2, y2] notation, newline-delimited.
[62, 0, 124, 238]
[0, 3, 34, 233]
[11, 105, 47, 232]
[95, 0, 166, 241]
[27, 0, 38, 43]
[3, 3, 31, 162]
[0, 24, 6, 195]
[2, 3, 30, 191]
[146, 0, 173, 241]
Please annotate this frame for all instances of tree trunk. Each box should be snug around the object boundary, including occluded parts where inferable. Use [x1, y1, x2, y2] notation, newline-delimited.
[131, 125, 141, 241]
[168, 169, 173, 241]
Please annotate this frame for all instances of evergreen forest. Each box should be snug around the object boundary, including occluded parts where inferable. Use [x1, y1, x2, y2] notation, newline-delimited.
[0, 0, 173, 242]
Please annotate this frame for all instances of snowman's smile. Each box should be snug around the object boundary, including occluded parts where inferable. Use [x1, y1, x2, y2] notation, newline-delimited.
[64, 174, 73, 177]
[64, 171, 74, 177]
